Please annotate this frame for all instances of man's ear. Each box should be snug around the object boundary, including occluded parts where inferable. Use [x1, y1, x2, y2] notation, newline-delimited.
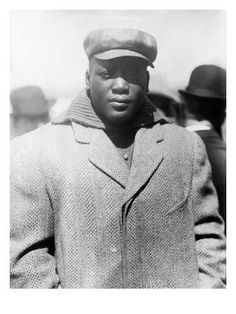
[85, 69, 90, 90]
[146, 70, 150, 93]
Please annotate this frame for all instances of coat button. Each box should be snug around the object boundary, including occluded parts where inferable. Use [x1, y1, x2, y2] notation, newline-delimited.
[123, 153, 129, 160]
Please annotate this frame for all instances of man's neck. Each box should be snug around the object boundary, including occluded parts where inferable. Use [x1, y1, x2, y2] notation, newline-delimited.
[104, 127, 136, 149]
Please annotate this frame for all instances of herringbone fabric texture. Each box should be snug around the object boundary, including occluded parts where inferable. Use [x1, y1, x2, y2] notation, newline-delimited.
[10, 117, 226, 288]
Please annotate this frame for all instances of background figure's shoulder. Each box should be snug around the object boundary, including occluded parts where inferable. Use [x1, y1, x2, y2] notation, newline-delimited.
[196, 129, 226, 151]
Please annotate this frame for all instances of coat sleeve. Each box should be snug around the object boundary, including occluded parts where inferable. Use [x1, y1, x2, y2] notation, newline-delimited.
[190, 133, 226, 288]
[10, 137, 60, 288]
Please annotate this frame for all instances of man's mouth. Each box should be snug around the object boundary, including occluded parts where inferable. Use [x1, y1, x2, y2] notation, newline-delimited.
[108, 97, 132, 104]
[108, 98, 132, 111]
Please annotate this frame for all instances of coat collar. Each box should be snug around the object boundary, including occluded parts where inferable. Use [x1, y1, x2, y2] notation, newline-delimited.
[52, 89, 169, 201]
[52, 88, 170, 132]
[70, 119, 164, 145]
[69, 122, 165, 203]
[53, 88, 169, 144]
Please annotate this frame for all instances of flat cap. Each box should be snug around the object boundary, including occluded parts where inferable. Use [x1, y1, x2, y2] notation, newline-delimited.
[84, 28, 157, 68]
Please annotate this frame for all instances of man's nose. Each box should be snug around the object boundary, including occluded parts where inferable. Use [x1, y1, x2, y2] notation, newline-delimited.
[112, 77, 129, 94]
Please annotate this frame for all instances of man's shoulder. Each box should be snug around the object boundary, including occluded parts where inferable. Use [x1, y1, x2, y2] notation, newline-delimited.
[151, 122, 208, 161]
[12, 122, 69, 144]
[153, 122, 200, 144]
[10, 122, 72, 160]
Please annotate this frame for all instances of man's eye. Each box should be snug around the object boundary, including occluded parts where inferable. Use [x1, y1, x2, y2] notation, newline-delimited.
[100, 72, 110, 79]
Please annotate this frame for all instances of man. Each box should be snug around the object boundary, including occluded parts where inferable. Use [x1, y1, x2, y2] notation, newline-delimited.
[10, 85, 55, 140]
[10, 29, 226, 288]
[179, 65, 226, 229]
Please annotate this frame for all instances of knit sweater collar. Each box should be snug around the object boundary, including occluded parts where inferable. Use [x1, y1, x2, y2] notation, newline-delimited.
[52, 89, 169, 130]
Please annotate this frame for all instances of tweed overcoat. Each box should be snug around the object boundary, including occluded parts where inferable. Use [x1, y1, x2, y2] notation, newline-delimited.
[10, 109, 226, 288]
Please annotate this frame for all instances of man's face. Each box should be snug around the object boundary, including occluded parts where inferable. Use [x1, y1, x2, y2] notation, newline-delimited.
[86, 57, 149, 126]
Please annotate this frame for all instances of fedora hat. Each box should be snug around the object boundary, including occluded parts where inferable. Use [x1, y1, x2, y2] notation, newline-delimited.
[179, 65, 226, 100]
[10, 86, 56, 117]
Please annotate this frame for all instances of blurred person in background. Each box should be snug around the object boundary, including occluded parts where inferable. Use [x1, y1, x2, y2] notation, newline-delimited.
[10, 85, 55, 140]
[179, 64, 226, 230]
[148, 92, 185, 126]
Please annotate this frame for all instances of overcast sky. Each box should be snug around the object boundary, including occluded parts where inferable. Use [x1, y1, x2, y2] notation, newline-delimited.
[10, 10, 226, 104]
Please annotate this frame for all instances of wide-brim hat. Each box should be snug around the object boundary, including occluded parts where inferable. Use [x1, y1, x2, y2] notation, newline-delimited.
[179, 65, 226, 100]
[84, 28, 157, 68]
[10, 85, 56, 117]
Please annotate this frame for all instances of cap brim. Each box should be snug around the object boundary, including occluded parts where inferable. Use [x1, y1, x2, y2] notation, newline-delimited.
[179, 89, 226, 100]
[94, 49, 154, 68]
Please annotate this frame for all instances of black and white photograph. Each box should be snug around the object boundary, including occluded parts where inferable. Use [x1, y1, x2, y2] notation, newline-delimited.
[4, 3, 236, 313]
[9, 9, 226, 289]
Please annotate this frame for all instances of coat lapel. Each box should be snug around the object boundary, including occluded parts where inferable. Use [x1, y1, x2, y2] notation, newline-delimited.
[89, 130, 130, 188]
[122, 125, 164, 205]
[71, 122, 165, 195]
[53, 90, 169, 195]
[71, 122, 128, 188]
